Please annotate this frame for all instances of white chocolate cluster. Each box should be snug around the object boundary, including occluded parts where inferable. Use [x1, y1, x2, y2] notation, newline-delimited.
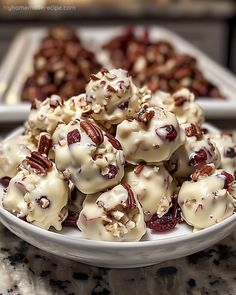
[53, 119, 125, 194]
[3, 164, 69, 231]
[26, 94, 82, 139]
[179, 166, 236, 230]
[77, 184, 146, 241]
[124, 164, 175, 221]
[210, 133, 236, 176]
[167, 123, 221, 181]
[0, 133, 36, 178]
[116, 106, 186, 164]
[79, 68, 149, 125]
[1, 68, 235, 239]
[150, 88, 204, 125]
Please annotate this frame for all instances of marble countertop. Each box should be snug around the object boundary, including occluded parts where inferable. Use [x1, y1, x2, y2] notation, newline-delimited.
[0, 222, 236, 295]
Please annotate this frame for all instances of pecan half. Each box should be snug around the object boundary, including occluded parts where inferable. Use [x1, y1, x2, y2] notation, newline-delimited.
[63, 211, 79, 227]
[191, 165, 214, 181]
[67, 129, 81, 145]
[24, 151, 52, 175]
[105, 133, 122, 150]
[134, 163, 145, 175]
[122, 183, 137, 210]
[38, 133, 52, 155]
[134, 108, 155, 123]
[174, 96, 187, 107]
[185, 124, 203, 140]
[80, 120, 104, 146]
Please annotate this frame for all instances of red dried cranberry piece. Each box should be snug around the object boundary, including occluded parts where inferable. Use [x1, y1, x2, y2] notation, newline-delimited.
[156, 125, 177, 141]
[63, 211, 79, 227]
[0, 176, 11, 188]
[101, 164, 118, 179]
[189, 149, 207, 166]
[220, 171, 235, 189]
[224, 147, 236, 158]
[147, 212, 178, 232]
[67, 129, 81, 145]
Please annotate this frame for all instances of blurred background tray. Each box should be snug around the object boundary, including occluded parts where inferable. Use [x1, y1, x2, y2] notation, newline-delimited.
[1, 26, 236, 122]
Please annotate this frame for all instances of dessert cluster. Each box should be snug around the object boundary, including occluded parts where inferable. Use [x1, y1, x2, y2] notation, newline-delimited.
[1, 68, 236, 242]
[21, 26, 224, 103]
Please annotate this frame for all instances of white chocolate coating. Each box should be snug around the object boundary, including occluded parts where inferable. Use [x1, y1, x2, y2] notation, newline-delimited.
[178, 168, 236, 230]
[26, 94, 82, 139]
[53, 119, 125, 194]
[167, 123, 221, 180]
[77, 184, 146, 242]
[80, 69, 144, 125]
[116, 107, 186, 164]
[0, 134, 36, 178]
[124, 164, 175, 221]
[3, 165, 69, 231]
[150, 88, 204, 125]
[210, 134, 236, 176]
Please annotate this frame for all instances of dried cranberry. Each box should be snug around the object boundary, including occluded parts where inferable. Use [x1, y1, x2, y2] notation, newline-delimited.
[67, 129, 81, 145]
[220, 171, 235, 189]
[102, 165, 118, 179]
[63, 211, 79, 227]
[147, 212, 177, 232]
[156, 125, 177, 141]
[0, 176, 11, 188]
[224, 147, 236, 158]
[189, 149, 207, 166]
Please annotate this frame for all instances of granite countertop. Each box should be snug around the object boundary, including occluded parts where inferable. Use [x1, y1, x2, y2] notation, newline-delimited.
[0, 222, 236, 295]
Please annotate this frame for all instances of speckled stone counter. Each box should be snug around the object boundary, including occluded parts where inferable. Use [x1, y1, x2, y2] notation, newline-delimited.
[0, 222, 236, 295]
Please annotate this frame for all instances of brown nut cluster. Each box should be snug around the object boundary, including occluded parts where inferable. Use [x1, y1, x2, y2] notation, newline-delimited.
[21, 26, 101, 102]
[103, 27, 224, 99]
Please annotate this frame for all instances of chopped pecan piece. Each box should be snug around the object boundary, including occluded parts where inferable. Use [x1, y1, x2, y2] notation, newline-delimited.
[134, 163, 145, 175]
[185, 124, 203, 140]
[122, 183, 137, 210]
[174, 96, 187, 107]
[63, 211, 79, 227]
[67, 129, 81, 145]
[38, 133, 52, 155]
[80, 120, 104, 146]
[134, 108, 155, 123]
[191, 165, 214, 181]
[105, 133, 122, 150]
[90, 74, 100, 81]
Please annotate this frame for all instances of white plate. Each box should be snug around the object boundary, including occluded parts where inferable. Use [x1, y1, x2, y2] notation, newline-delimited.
[1, 26, 236, 122]
[0, 123, 235, 268]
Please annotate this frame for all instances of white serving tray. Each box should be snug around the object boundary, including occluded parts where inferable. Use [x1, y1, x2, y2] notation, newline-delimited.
[1, 26, 236, 122]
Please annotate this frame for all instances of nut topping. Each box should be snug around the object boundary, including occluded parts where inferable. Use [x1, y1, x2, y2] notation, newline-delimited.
[24, 151, 53, 175]
[134, 108, 155, 123]
[191, 164, 214, 181]
[122, 183, 137, 210]
[38, 133, 52, 155]
[134, 163, 145, 175]
[80, 120, 104, 146]
[63, 210, 79, 227]
[174, 96, 187, 107]
[185, 124, 203, 140]
[67, 129, 81, 145]
[105, 133, 122, 150]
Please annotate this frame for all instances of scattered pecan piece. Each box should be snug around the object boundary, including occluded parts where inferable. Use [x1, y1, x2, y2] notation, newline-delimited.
[105, 133, 122, 150]
[122, 183, 137, 210]
[101, 68, 109, 74]
[134, 163, 145, 175]
[107, 84, 116, 93]
[191, 165, 214, 181]
[134, 108, 155, 123]
[80, 120, 104, 146]
[67, 129, 81, 145]
[38, 133, 52, 155]
[90, 74, 100, 81]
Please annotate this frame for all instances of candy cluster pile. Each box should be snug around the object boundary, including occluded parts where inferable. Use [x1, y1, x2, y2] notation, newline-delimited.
[2, 68, 236, 242]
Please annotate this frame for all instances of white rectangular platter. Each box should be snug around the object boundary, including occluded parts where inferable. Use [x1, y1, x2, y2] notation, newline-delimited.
[0, 26, 236, 122]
